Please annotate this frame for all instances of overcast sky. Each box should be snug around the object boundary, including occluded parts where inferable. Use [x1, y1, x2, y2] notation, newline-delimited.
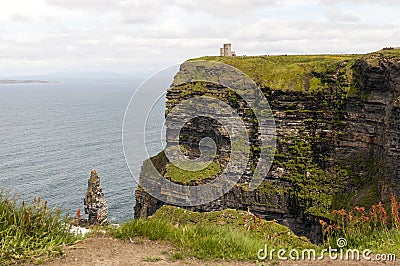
[1, 0, 399, 77]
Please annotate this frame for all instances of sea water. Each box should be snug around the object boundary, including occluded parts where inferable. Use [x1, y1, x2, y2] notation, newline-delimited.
[0, 77, 165, 222]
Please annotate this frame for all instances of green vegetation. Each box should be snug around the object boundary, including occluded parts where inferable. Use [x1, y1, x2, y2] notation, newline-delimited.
[0, 192, 79, 265]
[141, 151, 223, 185]
[272, 136, 381, 218]
[165, 161, 222, 185]
[332, 154, 384, 210]
[347, 49, 400, 99]
[320, 195, 400, 257]
[3, 190, 398, 264]
[140, 50, 400, 261]
[370, 48, 400, 58]
[115, 204, 400, 262]
[144, 255, 161, 262]
[191, 54, 356, 92]
[172, 53, 385, 216]
[141, 151, 169, 177]
[173, 50, 400, 216]
[171, 251, 184, 260]
[178, 81, 211, 98]
[256, 179, 281, 198]
[113, 206, 315, 261]
[268, 136, 353, 217]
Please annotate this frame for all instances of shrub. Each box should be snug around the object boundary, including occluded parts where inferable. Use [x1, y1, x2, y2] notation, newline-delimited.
[0, 193, 79, 265]
[319, 194, 400, 255]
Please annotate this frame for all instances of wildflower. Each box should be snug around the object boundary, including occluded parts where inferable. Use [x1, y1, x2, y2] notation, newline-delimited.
[76, 208, 82, 221]
[370, 205, 378, 226]
[324, 224, 334, 235]
[377, 202, 387, 226]
[348, 211, 354, 221]
[361, 216, 369, 222]
[353, 206, 365, 213]
[390, 194, 400, 228]
[319, 219, 327, 227]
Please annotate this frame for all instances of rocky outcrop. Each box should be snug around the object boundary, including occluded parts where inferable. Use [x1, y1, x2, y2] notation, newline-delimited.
[84, 169, 108, 225]
[134, 52, 400, 243]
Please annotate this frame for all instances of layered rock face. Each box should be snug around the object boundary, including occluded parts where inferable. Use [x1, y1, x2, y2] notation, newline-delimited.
[343, 56, 400, 198]
[134, 52, 400, 243]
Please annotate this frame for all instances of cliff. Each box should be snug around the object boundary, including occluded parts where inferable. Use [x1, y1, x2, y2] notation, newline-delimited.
[134, 49, 400, 243]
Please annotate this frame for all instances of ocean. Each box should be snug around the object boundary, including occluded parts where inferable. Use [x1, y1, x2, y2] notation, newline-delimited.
[0, 77, 166, 223]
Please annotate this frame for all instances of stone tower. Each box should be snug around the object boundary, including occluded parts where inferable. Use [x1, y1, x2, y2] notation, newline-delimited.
[220, 43, 235, 56]
[224, 43, 232, 56]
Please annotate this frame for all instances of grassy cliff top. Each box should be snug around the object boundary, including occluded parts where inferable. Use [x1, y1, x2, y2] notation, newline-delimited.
[115, 205, 315, 261]
[190, 54, 356, 92]
[189, 49, 400, 92]
[373, 48, 400, 57]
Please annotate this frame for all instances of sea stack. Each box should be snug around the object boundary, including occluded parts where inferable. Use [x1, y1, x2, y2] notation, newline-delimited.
[84, 169, 108, 225]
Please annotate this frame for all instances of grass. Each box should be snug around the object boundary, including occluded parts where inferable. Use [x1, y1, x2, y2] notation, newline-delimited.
[320, 195, 400, 257]
[190, 54, 356, 92]
[141, 151, 223, 185]
[0, 192, 80, 265]
[144, 255, 161, 262]
[131, 50, 400, 262]
[2, 190, 398, 264]
[171, 251, 184, 260]
[113, 206, 315, 262]
[370, 48, 400, 57]
[268, 136, 355, 218]
[164, 161, 222, 185]
[115, 204, 400, 262]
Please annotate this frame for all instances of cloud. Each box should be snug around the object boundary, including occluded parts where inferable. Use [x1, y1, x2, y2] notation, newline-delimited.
[45, 0, 120, 10]
[0, 0, 399, 76]
[46, 0, 281, 19]
[319, 0, 400, 6]
[10, 14, 33, 22]
[325, 7, 360, 23]
[175, 0, 280, 16]
[119, 1, 176, 24]
[228, 19, 400, 54]
[46, 0, 181, 24]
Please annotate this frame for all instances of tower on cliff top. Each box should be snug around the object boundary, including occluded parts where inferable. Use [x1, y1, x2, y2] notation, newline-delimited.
[220, 43, 236, 57]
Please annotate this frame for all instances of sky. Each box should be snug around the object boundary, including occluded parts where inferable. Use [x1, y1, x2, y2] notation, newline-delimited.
[0, 0, 399, 77]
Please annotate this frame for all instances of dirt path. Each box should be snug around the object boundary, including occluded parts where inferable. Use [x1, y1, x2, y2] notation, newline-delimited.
[41, 235, 253, 266]
[40, 235, 397, 266]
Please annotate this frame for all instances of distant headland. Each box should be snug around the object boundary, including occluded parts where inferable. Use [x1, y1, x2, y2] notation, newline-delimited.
[0, 79, 58, 84]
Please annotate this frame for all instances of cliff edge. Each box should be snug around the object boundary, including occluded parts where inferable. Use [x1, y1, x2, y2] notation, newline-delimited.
[134, 50, 400, 243]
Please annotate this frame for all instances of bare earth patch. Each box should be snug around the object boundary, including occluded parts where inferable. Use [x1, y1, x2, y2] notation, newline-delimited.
[40, 235, 397, 266]
[274, 259, 398, 266]
[41, 235, 253, 266]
